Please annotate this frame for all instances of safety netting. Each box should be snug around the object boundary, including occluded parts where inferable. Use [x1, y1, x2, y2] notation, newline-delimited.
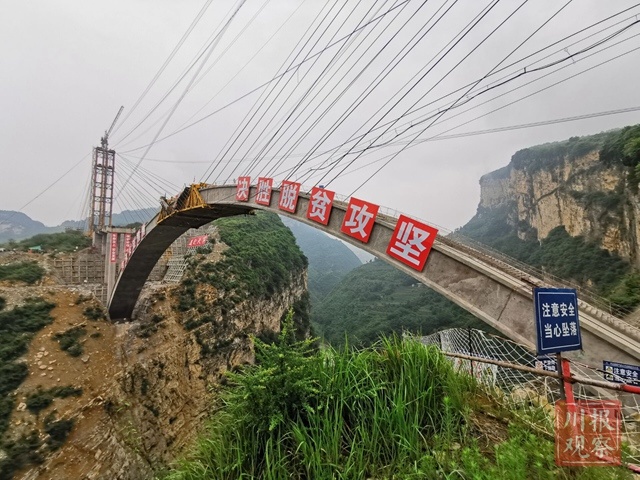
[416, 328, 640, 466]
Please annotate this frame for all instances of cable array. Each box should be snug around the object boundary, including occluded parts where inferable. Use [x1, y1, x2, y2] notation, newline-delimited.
[13, 3, 640, 234]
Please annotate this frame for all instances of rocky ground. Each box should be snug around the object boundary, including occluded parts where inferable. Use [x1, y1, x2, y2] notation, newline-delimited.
[1, 244, 304, 479]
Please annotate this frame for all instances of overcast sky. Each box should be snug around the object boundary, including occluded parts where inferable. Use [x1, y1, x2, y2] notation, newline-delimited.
[2, 0, 640, 231]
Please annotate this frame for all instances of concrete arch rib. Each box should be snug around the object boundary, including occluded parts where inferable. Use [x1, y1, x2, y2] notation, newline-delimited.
[109, 185, 640, 367]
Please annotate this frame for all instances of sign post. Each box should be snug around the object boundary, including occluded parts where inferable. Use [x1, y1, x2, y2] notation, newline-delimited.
[534, 288, 621, 466]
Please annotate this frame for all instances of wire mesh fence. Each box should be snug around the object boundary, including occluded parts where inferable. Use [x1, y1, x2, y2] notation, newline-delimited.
[415, 328, 640, 466]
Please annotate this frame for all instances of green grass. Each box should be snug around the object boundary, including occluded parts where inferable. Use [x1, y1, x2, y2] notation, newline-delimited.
[161, 316, 630, 479]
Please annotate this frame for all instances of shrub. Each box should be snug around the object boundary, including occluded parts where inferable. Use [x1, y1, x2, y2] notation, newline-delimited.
[26, 385, 83, 416]
[53, 326, 86, 357]
[82, 305, 105, 321]
[26, 389, 54, 416]
[0, 299, 54, 437]
[43, 413, 74, 451]
[0, 431, 43, 480]
[0, 261, 45, 284]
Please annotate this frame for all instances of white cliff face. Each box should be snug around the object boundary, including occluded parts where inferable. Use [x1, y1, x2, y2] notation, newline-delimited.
[478, 149, 640, 264]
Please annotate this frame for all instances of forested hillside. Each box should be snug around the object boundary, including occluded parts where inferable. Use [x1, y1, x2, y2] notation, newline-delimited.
[312, 259, 487, 345]
[280, 217, 362, 303]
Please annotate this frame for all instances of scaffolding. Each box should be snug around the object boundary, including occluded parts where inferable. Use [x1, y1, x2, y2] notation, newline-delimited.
[162, 225, 218, 283]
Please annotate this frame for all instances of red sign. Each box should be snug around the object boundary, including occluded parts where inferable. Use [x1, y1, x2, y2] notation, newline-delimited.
[340, 197, 378, 243]
[555, 400, 621, 466]
[278, 180, 301, 213]
[236, 176, 250, 201]
[187, 235, 208, 248]
[386, 215, 438, 271]
[110, 233, 118, 263]
[124, 233, 132, 256]
[307, 187, 335, 225]
[256, 177, 273, 206]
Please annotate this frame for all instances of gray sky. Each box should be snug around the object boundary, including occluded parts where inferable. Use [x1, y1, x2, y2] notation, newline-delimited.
[2, 0, 640, 231]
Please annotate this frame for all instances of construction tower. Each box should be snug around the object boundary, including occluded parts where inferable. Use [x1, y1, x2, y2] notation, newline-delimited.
[87, 106, 123, 237]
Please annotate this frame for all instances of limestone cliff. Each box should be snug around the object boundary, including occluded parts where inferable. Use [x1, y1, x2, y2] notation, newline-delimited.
[4, 213, 309, 480]
[472, 126, 640, 265]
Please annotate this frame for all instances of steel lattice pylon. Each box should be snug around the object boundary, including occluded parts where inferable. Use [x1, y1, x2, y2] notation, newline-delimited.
[87, 143, 115, 235]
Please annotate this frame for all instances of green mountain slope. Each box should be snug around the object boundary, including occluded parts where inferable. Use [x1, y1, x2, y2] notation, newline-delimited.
[279, 217, 362, 303]
[312, 259, 487, 345]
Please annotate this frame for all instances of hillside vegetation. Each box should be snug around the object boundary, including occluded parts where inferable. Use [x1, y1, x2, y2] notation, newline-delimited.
[280, 217, 362, 303]
[1, 230, 90, 253]
[163, 315, 630, 479]
[173, 212, 311, 339]
[312, 259, 487, 346]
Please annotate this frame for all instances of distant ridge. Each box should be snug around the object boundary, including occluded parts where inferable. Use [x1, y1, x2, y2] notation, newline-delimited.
[0, 207, 157, 242]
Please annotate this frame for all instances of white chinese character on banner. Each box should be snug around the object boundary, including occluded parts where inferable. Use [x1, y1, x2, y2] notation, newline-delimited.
[551, 303, 560, 317]
[344, 204, 374, 239]
[542, 303, 551, 317]
[388, 220, 431, 267]
[256, 179, 272, 204]
[562, 322, 570, 337]
[237, 177, 249, 201]
[280, 183, 299, 211]
[568, 303, 575, 316]
[309, 190, 332, 222]
[544, 323, 553, 338]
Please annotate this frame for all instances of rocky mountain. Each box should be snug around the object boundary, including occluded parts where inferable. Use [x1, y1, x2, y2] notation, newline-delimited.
[1, 213, 309, 479]
[0, 208, 157, 243]
[459, 124, 640, 314]
[0, 211, 48, 243]
[469, 125, 640, 262]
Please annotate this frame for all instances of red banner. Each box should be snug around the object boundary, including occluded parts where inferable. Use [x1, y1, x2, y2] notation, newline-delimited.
[187, 235, 208, 248]
[307, 187, 335, 225]
[256, 177, 273, 206]
[236, 176, 250, 201]
[278, 180, 301, 213]
[386, 215, 438, 271]
[340, 197, 378, 243]
[124, 233, 132, 256]
[555, 400, 621, 466]
[110, 233, 118, 263]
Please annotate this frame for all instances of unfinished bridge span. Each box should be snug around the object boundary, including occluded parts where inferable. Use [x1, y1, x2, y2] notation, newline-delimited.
[108, 184, 640, 368]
